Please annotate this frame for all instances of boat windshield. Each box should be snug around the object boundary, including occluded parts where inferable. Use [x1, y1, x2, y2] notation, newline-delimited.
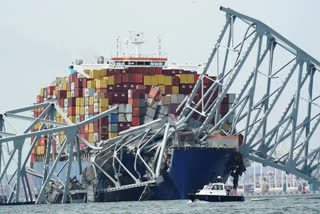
[212, 185, 224, 190]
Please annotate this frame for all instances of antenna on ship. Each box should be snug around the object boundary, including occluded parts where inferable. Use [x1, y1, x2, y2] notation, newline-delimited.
[116, 36, 120, 57]
[157, 36, 162, 58]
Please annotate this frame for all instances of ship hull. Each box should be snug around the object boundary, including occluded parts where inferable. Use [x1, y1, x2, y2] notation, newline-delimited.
[32, 147, 238, 202]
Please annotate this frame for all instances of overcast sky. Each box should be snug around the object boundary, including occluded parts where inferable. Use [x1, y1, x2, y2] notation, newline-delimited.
[1, 0, 319, 113]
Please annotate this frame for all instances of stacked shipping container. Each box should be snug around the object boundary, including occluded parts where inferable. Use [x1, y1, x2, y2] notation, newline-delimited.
[32, 66, 234, 162]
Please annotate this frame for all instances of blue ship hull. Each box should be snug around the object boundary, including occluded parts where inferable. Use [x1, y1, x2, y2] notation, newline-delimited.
[32, 147, 240, 202]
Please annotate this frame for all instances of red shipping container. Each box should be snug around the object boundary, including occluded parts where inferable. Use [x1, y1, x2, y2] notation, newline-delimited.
[74, 79, 82, 88]
[68, 97, 77, 106]
[133, 89, 145, 99]
[84, 124, 89, 134]
[114, 75, 122, 84]
[96, 88, 108, 93]
[68, 106, 76, 115]
[36, 95, 43, 104]
[47, 86, 55, 95]
[128, 98, 133, 104]
[82, 78, 88, 88]
[101, 134, 108, 140]
[135, 73, 143, 83]
[80, 115, 85, 122]
[165, 86, 172, 94]
[133, 99, 140, 108]
[155, 67, 162, 75]
[122, 74, 129, 83]
[172, 76, 180, 85]
[66, 83, 71, 91]
[30, 153, 34, 162]
[56, 90, 67, 99]
[132, 108, 140, 117]
[58, 98, 64, 107]
[74, 88, 82, 97]
[89, 105, 94, 115]
[129, 84, 136, 89]
[108, 85, 114, 91]
[69, 72, 78, 83]
[132, 117, 140, 126]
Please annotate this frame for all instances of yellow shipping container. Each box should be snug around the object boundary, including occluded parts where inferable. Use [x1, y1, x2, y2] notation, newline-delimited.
[62, 83, 67, 90]
[76, 106, 80, 115]
[99, 98, 109, 108]
[144, 76, 152, 85]
[89, 96, 94, 106]
[37, 147, 41, 155]
[87, 80, 96, 88]
[107, 76, 115, 85]
[60, 135, 64, 143]
[55, 86, 59, 94]
[109, 132, 118, 139]
[89, 123, 94, 133]
[96, 80, 107, 88]
[68, 116, 76, 123]
[158, 85, 166, 95]
[40, 88, 44, 96]
[80, 97, 85, 107]
[165, 76, 172, 85]
[67, 91, 71, 98]
[157, 75, 166, 85]
[99, 107, 108, 113]
[80, 107, 85, 115]
[151, 76, 158, 85]
[61, 77, 66, 84]
[187, 74, 195, 83]
[99, 69, 107, 77]
[89, 70, 101, 79]
[88, 133, 94, 143]
[76, 97, 81, 106]
[172, 86, 179, 94]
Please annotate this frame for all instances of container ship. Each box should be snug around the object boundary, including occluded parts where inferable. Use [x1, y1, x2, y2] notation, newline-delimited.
[30, 33, 245, 202]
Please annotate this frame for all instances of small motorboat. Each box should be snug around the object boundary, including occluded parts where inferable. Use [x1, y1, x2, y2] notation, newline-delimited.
[188, 182, 245, 202]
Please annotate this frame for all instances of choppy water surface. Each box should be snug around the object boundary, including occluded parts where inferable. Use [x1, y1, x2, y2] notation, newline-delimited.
[1, 195, 320, 214]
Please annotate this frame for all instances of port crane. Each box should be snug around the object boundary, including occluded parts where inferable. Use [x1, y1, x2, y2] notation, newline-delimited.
[0, 7, 319, 204]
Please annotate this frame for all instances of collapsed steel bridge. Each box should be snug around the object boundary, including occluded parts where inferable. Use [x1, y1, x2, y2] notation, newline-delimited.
[0, 7, 320, 204]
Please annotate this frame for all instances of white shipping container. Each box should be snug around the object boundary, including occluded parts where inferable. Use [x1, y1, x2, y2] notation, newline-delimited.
[65, 77, 69, 83]
[162, 95, 171, 105]
[118, 113, 126, 122]
[71, 90, 75, 98]
[94, 133, 99, 142]
[128, 89, 132, 99]
[85, 97, 89, 106]
[59, 84, 63, 90]
[144, 115, 154, 124]
[64, 99, 68, 107]
[170, 95, 178, 104]
[125, 104, 132, 113]
[76, 115, 80, 124]
[64, 108, 68, 115]
[146, 107, 156, 118]
[85, 88, 95, 97]
[177, 94, 185, 103]
[118, 104, 125, 113]
[94, 103, 99, 113]
[71, 82, 75, 91]
[85, 115, 89, 120]
[125, 113, 132, 122]
[85, 106, 89, 115]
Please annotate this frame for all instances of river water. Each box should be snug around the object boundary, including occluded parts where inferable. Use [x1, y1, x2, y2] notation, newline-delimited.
[1, 194, 320, 214]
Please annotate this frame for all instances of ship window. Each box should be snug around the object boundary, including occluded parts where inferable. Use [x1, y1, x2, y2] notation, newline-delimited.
[137, 61, 144, 65]
[125, 61, 129, 65]
[145, 62, 151, 65]
[129, 61, 136, 65]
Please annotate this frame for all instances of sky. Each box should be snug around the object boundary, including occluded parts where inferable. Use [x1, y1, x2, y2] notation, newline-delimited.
[0, 0, 319, 174]
[1, 0, 319, 113]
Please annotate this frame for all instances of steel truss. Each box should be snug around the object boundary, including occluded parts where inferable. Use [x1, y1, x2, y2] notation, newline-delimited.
[178, 7, 320, 186]
[0, 102, 117, 204]
[1, 7, 320, 204]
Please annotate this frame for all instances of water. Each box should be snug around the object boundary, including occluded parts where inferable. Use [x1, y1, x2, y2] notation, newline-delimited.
[1, 195, 320, 214]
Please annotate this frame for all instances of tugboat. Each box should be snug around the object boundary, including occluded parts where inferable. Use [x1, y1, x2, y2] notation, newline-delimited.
[188, 182, 245, 202]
